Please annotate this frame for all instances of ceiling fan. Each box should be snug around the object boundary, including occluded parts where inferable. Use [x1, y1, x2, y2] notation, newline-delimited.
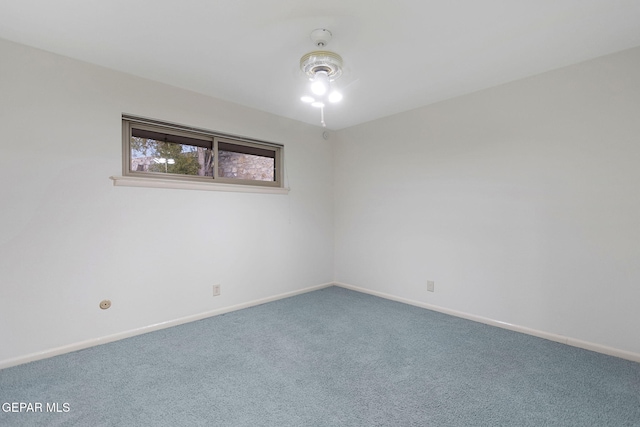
[299, 28, 345, 128]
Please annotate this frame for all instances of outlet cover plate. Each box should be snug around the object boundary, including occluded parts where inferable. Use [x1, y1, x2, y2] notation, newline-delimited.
[427, 281, 435, 292]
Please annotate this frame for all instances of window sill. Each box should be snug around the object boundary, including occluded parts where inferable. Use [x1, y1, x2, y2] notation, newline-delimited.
[109, 176, 290, 195]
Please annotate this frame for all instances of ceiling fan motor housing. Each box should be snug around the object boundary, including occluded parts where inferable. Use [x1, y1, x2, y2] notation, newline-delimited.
[300, 51, 343, 81]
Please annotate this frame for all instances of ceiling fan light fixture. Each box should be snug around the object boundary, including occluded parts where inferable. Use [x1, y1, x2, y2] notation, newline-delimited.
[299, 29, 346, 128]
[300, 51, 343, 81]
[310, 71, 330, 95]
[328, 91, 343, 103]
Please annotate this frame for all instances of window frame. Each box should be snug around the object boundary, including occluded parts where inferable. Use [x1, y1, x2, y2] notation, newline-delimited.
[122, 115, 284, 189]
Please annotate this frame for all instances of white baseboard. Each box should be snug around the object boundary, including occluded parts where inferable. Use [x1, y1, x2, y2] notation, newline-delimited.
[334, 282, 640, 364]
[0, 282, 333, 370]
[4, 282, 637, 369]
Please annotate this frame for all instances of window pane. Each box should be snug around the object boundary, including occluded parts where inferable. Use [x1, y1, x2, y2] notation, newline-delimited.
[218, 142, 275, 182]
[130, 129, 213, 176]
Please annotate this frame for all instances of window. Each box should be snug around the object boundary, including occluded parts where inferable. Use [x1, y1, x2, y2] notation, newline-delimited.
[121, 116, 283, 189]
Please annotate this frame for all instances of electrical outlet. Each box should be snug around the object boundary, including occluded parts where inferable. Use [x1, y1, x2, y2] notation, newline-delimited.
[427, 281, 435, 292]
[99, 299, 111, 310]
[212, 285, 221, 296]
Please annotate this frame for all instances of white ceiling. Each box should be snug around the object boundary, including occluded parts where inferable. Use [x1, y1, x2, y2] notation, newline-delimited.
[1, 1, 640, 130]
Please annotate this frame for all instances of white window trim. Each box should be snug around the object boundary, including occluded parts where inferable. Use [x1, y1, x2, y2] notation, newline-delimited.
[109, 175, 289, 194]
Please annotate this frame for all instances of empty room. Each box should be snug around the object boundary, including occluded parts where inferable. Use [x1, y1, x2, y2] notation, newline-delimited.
[1, 1, 639, 426]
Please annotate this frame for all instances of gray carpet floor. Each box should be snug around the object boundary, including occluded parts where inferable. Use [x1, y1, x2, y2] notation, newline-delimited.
[1, 286, 639, 426]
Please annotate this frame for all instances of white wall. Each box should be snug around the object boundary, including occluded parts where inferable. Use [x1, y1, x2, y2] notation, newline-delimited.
[0, 38, 334, 364]
[334, 47, 640, 356]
